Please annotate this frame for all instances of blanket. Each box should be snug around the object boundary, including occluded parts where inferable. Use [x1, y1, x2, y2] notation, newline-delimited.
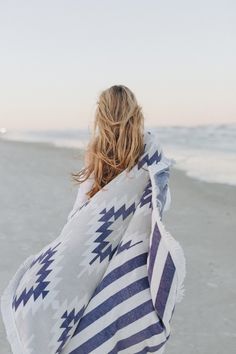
[1, 130, 186, 354]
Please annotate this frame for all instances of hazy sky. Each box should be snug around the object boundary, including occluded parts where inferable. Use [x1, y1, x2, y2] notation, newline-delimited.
[0, 0, 235, 130]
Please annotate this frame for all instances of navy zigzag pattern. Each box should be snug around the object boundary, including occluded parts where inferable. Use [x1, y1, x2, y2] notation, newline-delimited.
[12, 242, 61, 311]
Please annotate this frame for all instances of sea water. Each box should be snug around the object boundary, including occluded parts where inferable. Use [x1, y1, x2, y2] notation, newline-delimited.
[152, 124, 236, 186]
[1, 124, 236, 186]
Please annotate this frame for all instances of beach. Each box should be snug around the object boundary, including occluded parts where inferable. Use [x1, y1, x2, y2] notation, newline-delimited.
[0, 138, 235, 354]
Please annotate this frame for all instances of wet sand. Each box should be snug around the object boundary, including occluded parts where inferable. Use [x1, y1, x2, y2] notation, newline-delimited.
[0, 139, 235, 354]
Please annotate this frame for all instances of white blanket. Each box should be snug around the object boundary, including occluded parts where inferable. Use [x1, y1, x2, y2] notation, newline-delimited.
[1, 130, 186, 354]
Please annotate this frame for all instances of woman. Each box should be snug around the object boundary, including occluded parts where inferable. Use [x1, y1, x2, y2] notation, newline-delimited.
[1, 85, 184, 354]
[68, 84, 171, 221]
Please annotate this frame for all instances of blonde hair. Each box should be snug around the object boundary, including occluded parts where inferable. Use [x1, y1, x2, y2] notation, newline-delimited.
[71, 84, 145, 199]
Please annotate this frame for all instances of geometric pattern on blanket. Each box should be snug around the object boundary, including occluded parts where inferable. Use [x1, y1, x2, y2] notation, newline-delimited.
[0, 130, 186, 354]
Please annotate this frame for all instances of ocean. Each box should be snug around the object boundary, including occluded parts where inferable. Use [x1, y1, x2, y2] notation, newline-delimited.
[1, 124, 236, 186]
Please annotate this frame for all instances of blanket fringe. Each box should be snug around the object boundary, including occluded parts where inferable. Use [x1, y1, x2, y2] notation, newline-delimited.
[148, 158, 187, 305]
[158, 217, 187, 304]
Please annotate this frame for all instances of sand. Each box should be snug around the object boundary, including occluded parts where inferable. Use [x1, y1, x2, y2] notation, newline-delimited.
[0, 138, 235, 354]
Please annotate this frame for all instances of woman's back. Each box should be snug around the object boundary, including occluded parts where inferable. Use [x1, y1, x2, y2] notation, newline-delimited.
[67, 157, 172, 222]
[1, 85, 185, 354]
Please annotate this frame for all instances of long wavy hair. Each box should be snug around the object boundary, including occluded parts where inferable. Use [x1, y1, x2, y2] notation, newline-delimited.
[71, 84, 145, 199]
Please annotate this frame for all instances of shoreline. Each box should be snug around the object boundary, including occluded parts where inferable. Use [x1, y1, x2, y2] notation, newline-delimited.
[1, 136, 235, 189]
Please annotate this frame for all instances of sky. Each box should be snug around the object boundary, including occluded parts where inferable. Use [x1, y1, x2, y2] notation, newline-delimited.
[0, 0, 235, 131]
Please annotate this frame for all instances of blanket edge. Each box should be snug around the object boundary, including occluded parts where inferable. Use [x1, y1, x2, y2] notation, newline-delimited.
[0, 254, 35, 354]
